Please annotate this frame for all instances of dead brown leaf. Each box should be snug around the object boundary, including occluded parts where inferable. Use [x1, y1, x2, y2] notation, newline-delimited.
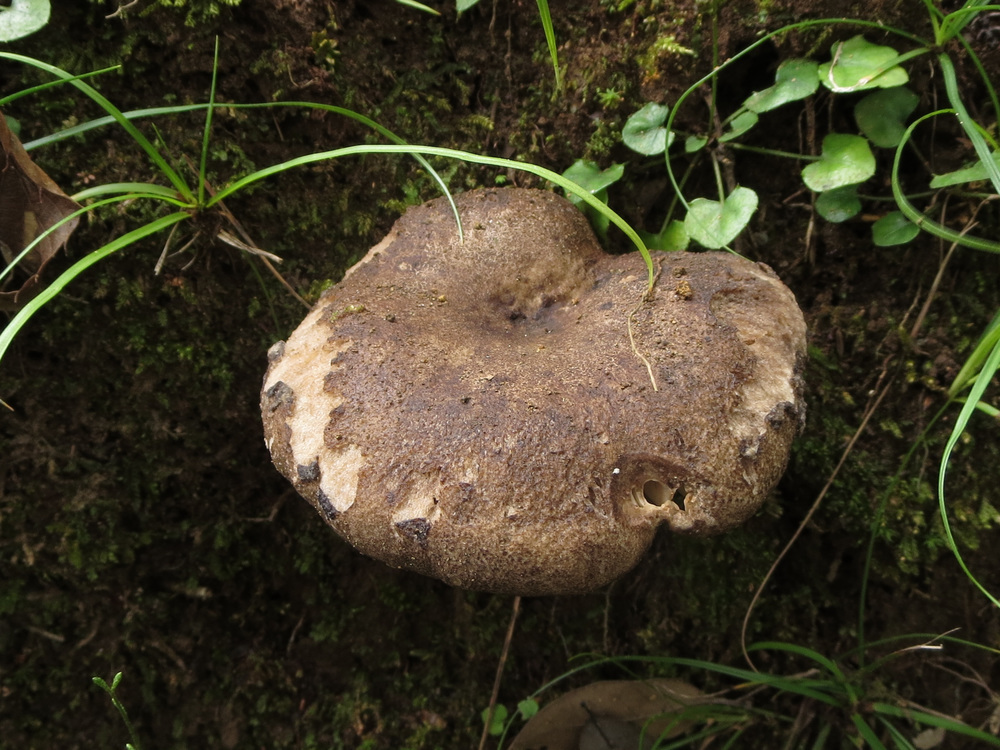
[510, 678, 704, 750]
[0, 111, 81, 310]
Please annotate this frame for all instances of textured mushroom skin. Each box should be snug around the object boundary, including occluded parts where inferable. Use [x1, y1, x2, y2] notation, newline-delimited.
[261, 188, 806, 596]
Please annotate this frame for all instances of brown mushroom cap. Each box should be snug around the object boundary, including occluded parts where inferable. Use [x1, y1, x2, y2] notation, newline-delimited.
[261, 188, 806, 596]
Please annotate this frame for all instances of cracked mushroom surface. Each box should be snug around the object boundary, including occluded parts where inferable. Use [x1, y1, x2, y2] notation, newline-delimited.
[261, 187, 806, 596]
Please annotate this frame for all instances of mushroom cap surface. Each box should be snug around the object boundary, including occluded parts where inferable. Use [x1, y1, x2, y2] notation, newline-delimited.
[261, 188, 806, 596]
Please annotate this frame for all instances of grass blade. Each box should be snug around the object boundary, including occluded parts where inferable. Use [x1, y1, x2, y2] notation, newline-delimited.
[749, 642, 845, 680]
[852, 715, 888, 749]
[873, 702, 1000, 745]
[23, 99, 465, 243]
[395, 0, 440, 14]
[0, 52, 194, 201]
[206, 143, 655, 289]
[937, 332, 1000, 609]
[72, 182, 189, 203]
[0, 65, 122, 107]
[0, 211, 190, 367]
[879, 717, 918, 750]
[949, 309, 1000, 398]
[535, 0, 562, 91]
[198, 38, 220, 207]
[891, 111, 1000, 253]
[939, 53, 1000, 193]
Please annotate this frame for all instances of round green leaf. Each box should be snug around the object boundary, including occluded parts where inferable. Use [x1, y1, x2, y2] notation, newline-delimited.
[561, 159, 624, 205]
[872, 211, 920, 246]
[684, 186, 758, 249]
[482, 704, 509, 736]
[685, 135, 708, 153]
[517, 699, 540, 720]
[719, 110, 758, 143]
[801, 133, 875, 192]
[623, 102, 674, 155]
[818, 35, 909, 92]
[855, 87, 919, 148]
[815, 186, 861, 223]
[745, 59, 820, 113]
[0, 0, 50, 41]
[640, 220, 689, 251]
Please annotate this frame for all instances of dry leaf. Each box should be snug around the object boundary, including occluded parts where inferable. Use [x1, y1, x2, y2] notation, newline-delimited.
[0, 111, 81, 310]
[510, 678, 703, 750]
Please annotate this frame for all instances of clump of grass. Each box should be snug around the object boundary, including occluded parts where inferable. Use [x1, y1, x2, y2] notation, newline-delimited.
[0, 40, 650, 383]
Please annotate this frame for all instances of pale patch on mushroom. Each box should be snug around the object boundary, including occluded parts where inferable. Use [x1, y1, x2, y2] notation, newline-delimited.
[261, 188, 807, 596]
[263, 310, 363, 517]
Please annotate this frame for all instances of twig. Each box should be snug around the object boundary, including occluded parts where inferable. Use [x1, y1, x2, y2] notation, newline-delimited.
[741, 355, 897, 669]
[478, 595, 522, 750]
[909, 196, 989, 340]
[627, 260, 663, 392]
[106, 0, 139, 19]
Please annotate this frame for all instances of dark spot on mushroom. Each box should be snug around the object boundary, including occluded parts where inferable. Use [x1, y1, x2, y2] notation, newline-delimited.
[766, 400, 798, 427]
[395, 518, 432, 547]
[267, 340, 285, 362]
[316, 489, 339, 522]
[739, 436, 762, 459]
[297, 461, 321, 482]
[264, 381, 294, 412]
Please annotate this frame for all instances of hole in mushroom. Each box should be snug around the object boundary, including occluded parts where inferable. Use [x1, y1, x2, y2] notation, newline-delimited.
[673, 485, 688, 511]
[641, 479, 671, 507]
[640, 480, 687, 511]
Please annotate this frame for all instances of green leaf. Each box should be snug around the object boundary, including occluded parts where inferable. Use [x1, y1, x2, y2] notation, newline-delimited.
[684, 186, 758, 249]
[745, 59, 820, 113]
[561, 160, 623, 240]
[801, 133, 875, 192]
[872, 211, 920, 246]
[456, 0, 482, 10]
[517, 699, 540, 720]
[815, 185, 861, 223]
[855, 87, 920, 148]
[0, 0, 50, 42]
[622, 102, 674, 155]
[818, 35, 909, 93]
[719, 110, 758, 142]
[685, 135, 708, 153]
[481, 704, 508, 736]
[561, 159, 624, 206]
[930, 152, 1000, 188]
[641, 220, 689, 251]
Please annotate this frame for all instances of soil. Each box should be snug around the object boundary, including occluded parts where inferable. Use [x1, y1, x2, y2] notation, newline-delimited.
[1, 1, 999, 748]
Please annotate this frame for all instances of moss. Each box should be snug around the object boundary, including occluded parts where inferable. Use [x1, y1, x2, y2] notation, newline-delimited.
[138, 0, 243, 27]
[4, 1, 1000, 747]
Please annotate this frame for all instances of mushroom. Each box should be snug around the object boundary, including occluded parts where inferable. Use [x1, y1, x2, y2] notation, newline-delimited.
[261, 187, 806, 596]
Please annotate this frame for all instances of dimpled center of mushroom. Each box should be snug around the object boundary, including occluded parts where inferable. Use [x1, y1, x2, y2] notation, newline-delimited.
[261, 188, 806, 596]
